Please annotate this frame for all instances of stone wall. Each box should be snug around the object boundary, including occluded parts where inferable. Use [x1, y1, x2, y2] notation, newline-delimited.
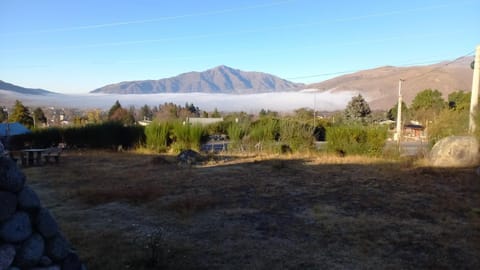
[0, 157, 86, 270]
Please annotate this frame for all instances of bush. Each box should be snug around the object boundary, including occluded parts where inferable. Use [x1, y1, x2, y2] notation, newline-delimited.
[278, 119, 314, 152]
[145, 122, 171, 152]
[9, 122, 145, 150]
[428, 109, 469, 146]
[171, 122, 207, 152]
[326, 124, 388, 156]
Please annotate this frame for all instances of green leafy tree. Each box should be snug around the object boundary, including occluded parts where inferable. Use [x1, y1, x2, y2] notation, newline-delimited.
[344, 94, 371, 122]
[140, 104, 153, 120]
[410, 89, 445, 124]
[9, 100, 34, 128]
[387, 101, 410, 122]
[33, 107, 47, 127]
[448, 90, 471, 111]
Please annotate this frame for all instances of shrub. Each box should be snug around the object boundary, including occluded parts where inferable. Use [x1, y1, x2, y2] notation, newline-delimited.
[326, 124, 388, 156]
[278, 119, 314, 152]
[171, 122, 207, 152]
[145, 122, 171, 152]
[428, 109, 469, 147]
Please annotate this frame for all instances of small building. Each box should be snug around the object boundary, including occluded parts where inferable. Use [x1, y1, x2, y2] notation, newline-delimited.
[403, 123, 425, 141]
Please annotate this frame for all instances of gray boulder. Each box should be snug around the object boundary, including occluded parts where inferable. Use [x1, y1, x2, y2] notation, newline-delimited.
[35, 208, 59, 239]
[17, 185, 41, 211]
[0, 157, 25, 193]
[0, 244, 16, 269]
[430, 136, 479, 167]
[15, 233, 45, 267]
[177, 149, 203, 165]
[0, 212, 32, 242]
[46, 234, 71, 261]
[0, 191, 17, 222]
[61, 252, 82, 270]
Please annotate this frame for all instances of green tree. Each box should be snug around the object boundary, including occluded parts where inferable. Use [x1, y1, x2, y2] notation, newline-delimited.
[139, 104, 153, 120]
[387, 101, 410, 122]
[9, 100, 34, 128]
[33, 107, 47, 127]
[448, 90, 471, 111]
[108, 100, 122, 119]
[344, 94, 371, 122]
[410, 89, 445, 124]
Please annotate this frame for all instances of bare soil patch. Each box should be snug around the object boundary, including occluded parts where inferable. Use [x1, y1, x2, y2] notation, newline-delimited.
[22, 151, 480, 269]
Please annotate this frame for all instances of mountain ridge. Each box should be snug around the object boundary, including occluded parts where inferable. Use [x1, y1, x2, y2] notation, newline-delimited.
[308, 56, 474, 109]
[91, 65, 304, 94]
[0, 80, 57, 96]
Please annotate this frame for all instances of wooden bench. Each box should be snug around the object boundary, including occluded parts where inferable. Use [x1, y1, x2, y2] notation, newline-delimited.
[42, 148, 62, 164]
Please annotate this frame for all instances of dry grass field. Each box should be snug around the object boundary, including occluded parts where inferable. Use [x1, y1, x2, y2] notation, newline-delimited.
[22, 150, 480, 269]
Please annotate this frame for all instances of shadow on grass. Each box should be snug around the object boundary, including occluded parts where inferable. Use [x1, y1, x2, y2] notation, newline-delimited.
[22, 150, 480, 269]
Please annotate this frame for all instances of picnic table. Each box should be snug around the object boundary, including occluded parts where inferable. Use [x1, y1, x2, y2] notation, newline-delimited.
[21, 148, 46, 166]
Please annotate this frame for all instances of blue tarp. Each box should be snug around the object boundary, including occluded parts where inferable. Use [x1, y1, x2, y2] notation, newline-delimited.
[0, 122, 31, 137]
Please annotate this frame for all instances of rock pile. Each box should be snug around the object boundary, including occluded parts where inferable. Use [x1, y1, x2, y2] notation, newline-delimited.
[0, 157, 86, 270]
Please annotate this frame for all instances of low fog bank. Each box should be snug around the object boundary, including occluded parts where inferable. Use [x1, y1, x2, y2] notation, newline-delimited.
[1, 90, 357, 112]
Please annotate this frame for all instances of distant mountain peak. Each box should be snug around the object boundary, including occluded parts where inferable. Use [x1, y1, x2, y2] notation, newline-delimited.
[91, 66, 304, 94]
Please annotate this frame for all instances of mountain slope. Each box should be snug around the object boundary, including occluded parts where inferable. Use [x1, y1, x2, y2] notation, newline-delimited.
[308, 57, 474, 110]
[91, 65, 304, 94]
[0, 80, 56, 95]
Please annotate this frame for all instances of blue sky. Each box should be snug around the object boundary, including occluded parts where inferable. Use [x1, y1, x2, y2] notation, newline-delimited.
[0, 0, 479, 94]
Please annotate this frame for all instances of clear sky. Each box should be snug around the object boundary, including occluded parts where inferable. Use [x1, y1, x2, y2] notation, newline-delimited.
[1, 0, 479, 94]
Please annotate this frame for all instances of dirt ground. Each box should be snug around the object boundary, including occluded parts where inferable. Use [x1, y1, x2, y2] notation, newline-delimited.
[22, 151, 480, 269]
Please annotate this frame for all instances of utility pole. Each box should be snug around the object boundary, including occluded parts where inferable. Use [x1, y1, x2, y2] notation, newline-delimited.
[313, 93, 316, 127]
[469, 45, 480, 133]
[394, 79, 405, 142]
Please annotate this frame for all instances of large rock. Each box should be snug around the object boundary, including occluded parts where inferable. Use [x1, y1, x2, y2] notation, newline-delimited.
[61, 252, 82, 270]
[430, 136, 479, 167]
[0, 191, 17, 222]
[15, 233, 45, 267]
[46, 234, 71, 261]
[177, 149, 203, 165]
[35, 208, 59, 239]
[0, 244, 16, 269]
[0, 212, 32, 243]
[17, 185, 41, 211]
[0, 157, 25, 193]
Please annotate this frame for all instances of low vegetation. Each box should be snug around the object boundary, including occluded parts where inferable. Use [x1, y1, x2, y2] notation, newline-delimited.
[22, 151, 480, 269]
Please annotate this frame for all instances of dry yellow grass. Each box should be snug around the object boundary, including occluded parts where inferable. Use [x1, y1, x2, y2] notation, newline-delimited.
[22, 150, 480, 269]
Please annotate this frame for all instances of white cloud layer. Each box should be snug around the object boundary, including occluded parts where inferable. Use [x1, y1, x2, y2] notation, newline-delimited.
[1, 90, 356, 112]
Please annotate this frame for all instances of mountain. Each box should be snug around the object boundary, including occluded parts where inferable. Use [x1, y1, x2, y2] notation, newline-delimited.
[308, 57, 474, 110]
[0, 80, 56, 95]
[91, 65, 304, 94]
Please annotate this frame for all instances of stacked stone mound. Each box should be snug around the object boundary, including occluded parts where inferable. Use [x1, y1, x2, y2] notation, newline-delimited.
[0, 157, 86, 270]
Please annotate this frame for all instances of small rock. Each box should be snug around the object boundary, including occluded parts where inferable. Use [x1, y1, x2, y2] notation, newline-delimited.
[0, 191, 17, 222]
[46, 234, 71, 261]
[0, 157, 26, 193]
[0, 244, 16, 269]
[0, 212, 32, 242]
[35, 208, 59, 239]
[15, 233, 45, 267]
[61, 253, 82, 270]
[17, 185, 41, 211]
